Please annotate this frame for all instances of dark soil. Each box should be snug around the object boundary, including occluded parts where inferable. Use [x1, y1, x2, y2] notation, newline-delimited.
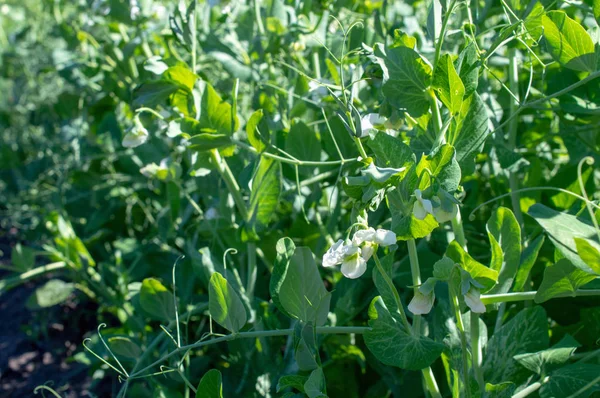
[0, 234, 112, 397]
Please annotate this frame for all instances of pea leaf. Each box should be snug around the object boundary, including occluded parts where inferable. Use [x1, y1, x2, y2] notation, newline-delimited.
[139, 278, 176, 322]
[247, 157, 281, 232]
[198, 81, 238, 136]
[246, 109, 267, 152]
[455, 42, 480, 97]
[416, 144, 461, 192]
[304, 368, 327, 398]
[277, 375, 307, 393]
[446, 241, 499, 292]
[448, 92, 489, 174]
[11, 243, 36, 272]
[26, 279, 74, 310]
[528, 204, 600, 275]
[285, 121, 321, 175]
[374, 45, 433, 117]
[534, 259, 597, 303]
[483, 307, 549, 384]
[368, 132, 415, 169]
[486, 207, 521, 294]
[364, 296, 444, 370]
[432, 54, 465, 115]
[209, 272, 247, 333]
[514, 334, 580, 375]
[514, 234, 545, 292]
[196, 369, 223, 398]
[108, 337, 142, 359]
[542, 11, 597, 72]
[575, 237, 600, 274]
[539, 363, 600, 398]
[269, 238, 331, 325]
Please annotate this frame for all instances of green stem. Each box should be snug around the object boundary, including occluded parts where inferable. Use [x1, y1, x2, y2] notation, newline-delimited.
[407, 239, 422, 333]
[353, 137, 369, 159]
[373, 253, 442, 398]
[0, 262, 67, 294]
[507, 47, 524, 230]
[430, 91, 445, 146]
[210, 150, 249, 221]
[451, 207, 468, 250]
[470, 312, 485, 392]
[481, 289, 600, 304]
[247, 242, 257, 300]
[372, 253, 412, 332]
[434, 0, 458, 66]
[450, 285, 472, 398]
[129, 326, 370, 379]
[511, 378, 547, 398]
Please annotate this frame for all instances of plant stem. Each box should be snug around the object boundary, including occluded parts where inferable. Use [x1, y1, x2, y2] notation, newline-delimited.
[129, 326, 371, 379]
[511, 378, 547, 398]
[247, 242, 257, 300]
[451, 207, 468, 251]
[450, 285, 472, 398]
[507, 47, 524, 230]
[434, 0, 458, 66]
[0, 261, 67, 294]
[210, 149, 249, 221]
[480, 289, 600, 304]
[373, 253, 442, 398]
[407, 239, 422, 333]
[470, 312, 485, 392]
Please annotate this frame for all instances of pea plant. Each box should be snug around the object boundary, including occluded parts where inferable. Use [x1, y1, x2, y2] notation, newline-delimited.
[2, 0, 600, 397]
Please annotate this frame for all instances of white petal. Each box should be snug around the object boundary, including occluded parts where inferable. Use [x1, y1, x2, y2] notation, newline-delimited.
[433, 204, 458, 223]
[361, 244, 374, 261]
[464, 287, 486, 313]
[352, 228, 376, 245]
[413, 201, 428, 220]
[374, 229, 396, 246]
[140, 163, 160, 177]
[322, 239, 345, 268]
[341, 254, 367, 279]
[122, 127, 149, 148]
[422, 198, 434, 215]
[408, 291, 435, 315]
[414, 189, 423, 201]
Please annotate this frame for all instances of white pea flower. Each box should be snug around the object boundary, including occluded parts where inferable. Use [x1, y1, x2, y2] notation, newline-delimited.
[360, 243, 374, 262]
[340, 249, 367, 279]
[122, 125, 149, 148]
[323, 239, 346, 268]
[308, 80, 330, 101]
[359, 113, 386, 137]
[464, 286, 486, 313]
[413, 189, 434, 220]
[408, 290, 435, 315]
[433, 204, 458, 223]
[140, 163, 161, 177]
[352, 227, 396, 247]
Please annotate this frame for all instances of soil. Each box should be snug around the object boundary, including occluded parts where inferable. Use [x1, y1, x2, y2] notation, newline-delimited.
[0, 235, 112, 397]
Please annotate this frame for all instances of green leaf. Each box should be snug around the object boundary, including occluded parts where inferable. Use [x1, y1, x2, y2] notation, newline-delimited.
[133, 81, 179, 107]
[539, 363, 600, 398]
[374, 45, 433, 117]
[196, 369, 223, 398]
[432, 54, 465, 115]
[485, 382, 516, 398]
[304, 368, 327, 398]
[372, 254, 400, 319]
[209, 272, 247, 333]
[368, 131, 415, 169]
[198, 81, 239, 136]
[595, 0, 600, 24]
[542, 11, 597, 72]
[140, 278, 176, 322]
[415, 144, 461, 192]
[448, 92, 489, 174]
[246, 109, 267, 152]
[528, 204, 600, 275]
[455, 42, 480, 97]
[285, 121, 321, 175]
[163, 64, 198, 91]
[486, 207, 521, 294]
[446, 241, 498, 292]
[276, 375, 307, 393]
[11, 243, 36, 272]
[514, 334, 580, 375]
[188, 134, 233, 151]
[391, 211, 439, 241]
[534, 259, 597, 303]
[108, 337, 142, 359]
[26, 279, 74, 310]
[247, 157, 281, 231]
[575, 237, 600, 274]
[364, 297, 444, 370]
[270, 239, 331, 325]
[483, 307, 549, 384]
[514, 234, 545, 292]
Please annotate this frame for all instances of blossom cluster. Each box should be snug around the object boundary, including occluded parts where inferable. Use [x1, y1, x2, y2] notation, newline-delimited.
[413, 189, 458, 223]
[322, 227, 396, 279]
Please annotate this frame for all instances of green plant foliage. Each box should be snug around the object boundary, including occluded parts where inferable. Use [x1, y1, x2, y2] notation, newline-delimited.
[196, 369, 223, 398]
[208, 272, 247, 333]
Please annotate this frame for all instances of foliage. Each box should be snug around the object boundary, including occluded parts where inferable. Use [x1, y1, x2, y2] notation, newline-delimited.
[2, 0, 600, 397]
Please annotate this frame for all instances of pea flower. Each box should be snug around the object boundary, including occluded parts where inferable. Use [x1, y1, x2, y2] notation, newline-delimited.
[464, 285, 486, 313]
[413, 189, 433, 220]
[122, 119, 149, 148]
[322, 227, 396, 279]
[360, 113, 386, 137]
[408, 278, 437, 315]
